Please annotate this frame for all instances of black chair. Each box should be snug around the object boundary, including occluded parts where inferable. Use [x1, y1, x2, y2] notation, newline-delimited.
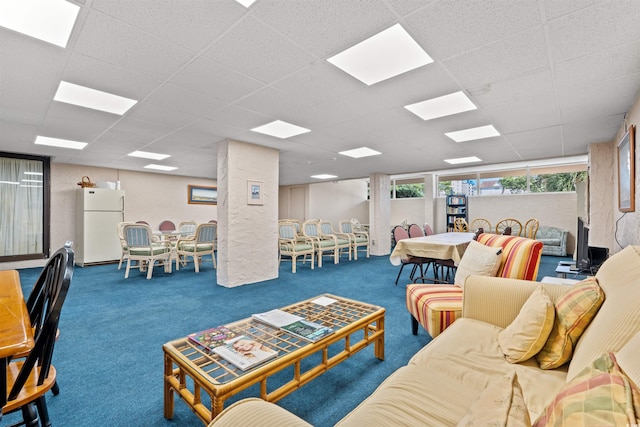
[2, 243, 74, 427]
[393, 226, 432, 285]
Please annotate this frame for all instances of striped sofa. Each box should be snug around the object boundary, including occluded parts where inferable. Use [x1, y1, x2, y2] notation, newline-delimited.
[406, 233, 543, 338]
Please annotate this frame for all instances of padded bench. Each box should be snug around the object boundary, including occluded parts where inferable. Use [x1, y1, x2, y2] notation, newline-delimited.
[406, 234, 543, 338]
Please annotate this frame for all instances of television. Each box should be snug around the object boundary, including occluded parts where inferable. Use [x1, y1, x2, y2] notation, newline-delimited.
[576, 217, 590, 271]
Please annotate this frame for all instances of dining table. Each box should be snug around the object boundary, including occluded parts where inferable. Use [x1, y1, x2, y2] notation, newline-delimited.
[389, 232, 476, 266]
[0, 270, 34, 416]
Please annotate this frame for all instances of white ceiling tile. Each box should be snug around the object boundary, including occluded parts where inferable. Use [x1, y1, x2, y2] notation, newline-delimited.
[406, 0, 541, 60]
[203, 16, 317, 84]
[251, 0, 396, 58]
[90, 0, 246, 52]
[442, 28, 548, 89]
[168, 57, 265, 103]
[546, 1, 640, 62]
[73, 11, 192, 81]
[143, 83, 226, 117]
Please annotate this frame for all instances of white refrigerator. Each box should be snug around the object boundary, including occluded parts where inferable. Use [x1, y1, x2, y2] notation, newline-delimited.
[75, 188, 125, 266]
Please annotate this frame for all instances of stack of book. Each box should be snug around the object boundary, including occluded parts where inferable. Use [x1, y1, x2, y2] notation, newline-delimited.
[252, 308, 335, 342]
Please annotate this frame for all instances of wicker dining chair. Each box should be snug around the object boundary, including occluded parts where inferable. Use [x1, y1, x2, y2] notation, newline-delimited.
[470, 218, 492, 234]
[496, 218, 523, 236]
[524, 218, 540, 239]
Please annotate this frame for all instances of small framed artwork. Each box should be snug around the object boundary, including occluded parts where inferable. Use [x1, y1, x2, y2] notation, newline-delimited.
[247, 180, 263, 205]
[617, 124, 635, 212]
[188, 185, 217, 205]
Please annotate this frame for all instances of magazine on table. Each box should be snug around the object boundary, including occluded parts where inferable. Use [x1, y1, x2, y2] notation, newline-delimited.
[213, 335, 278, 371]
[187, 325, 236, 351]
[280, 319, 334, 342]
[252, 309, 304, 328]
[252, 308, 334, 342]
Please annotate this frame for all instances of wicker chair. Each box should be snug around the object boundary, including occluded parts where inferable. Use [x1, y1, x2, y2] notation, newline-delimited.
[496, 218, 523, 236]
[469, 218, 492, 234]
[319, 220, 352, 262]
[302, 220, 339, 267]
[339, 220, 370, 260]
[122, 223, 173, 279]
[175, 223, 217, 272]
[524, 218, 540, 239]
[278, 221, 315, 272]
[453, 218, 469, 232]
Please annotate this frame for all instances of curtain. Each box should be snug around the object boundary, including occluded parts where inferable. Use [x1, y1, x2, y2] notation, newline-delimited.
[0, 157, 44, 256]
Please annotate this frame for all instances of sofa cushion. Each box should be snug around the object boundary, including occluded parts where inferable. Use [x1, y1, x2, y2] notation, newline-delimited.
[533, 352, 640, 426]
[476, 234, 543, 280]
[499, 286, 555, 363]
[615, 332, 640, 390]
[410, 318, 568, 421]
[536, 277, 604, 369]
[454, 240, 502, 288]
[457, 373, 531, 427]
[568, 246, 640, 380]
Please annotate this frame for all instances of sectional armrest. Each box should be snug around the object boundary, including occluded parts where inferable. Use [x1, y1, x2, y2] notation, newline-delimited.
[462, 276, 573, 328]
[208, 398, 311, 427]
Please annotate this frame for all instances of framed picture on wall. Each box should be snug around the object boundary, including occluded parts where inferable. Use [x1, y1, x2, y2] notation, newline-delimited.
[617, 124, 635, 212]
[188, 185, 217, 205]
[248, 180, 263, 205]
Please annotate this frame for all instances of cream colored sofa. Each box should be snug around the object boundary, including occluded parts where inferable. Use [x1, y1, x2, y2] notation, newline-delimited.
[209, 246, 640, 426]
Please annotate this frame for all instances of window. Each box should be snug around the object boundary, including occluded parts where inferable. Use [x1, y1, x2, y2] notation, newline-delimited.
[0, 152, 50, 261]
[438, 164, 587, 196]
[392, 179, 424, 199]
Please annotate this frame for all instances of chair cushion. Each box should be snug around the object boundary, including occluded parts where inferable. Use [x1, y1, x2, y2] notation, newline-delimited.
[406, 284, 463, 338]
[533, 352, 640, 426]
[498, 286, 555, 363]
[130, 246, 169, 256]
[454, 240, 502, 288]
[536, 277, 604, 369]
[280, 243, 313, 252]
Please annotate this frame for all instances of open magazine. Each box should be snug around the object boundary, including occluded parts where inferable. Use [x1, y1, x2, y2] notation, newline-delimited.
[213, 335, 278, 371]
[252, 309, 334, 342]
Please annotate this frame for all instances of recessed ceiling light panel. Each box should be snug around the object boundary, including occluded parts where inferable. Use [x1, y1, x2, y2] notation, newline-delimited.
[0, 0, 79, 48]
[35, 136, 87, 150]
[54, 81, 138, 115]
[405, 91, 477, 121]
[234, 0, 257, 7]
[339, 147, 381, 158]
[128, 151, 170, 160]
[445, 125, 500, 142]
[311, 174, 338, 180]
[444, 156, 482, 165]
[327, 24, 433, 85]
[144, 164, 178, 171]
[251, 120, 310, 139]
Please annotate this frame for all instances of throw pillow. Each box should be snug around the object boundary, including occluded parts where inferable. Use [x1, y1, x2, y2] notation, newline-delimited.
[454, 240, 502, 288]
[457, 372, 531, 427]
[498, 286, 555, 363]
[536, 277, 604, 370]
[533, 352, 640, 426]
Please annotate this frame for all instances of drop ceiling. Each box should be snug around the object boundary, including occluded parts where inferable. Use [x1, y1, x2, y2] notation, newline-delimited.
[1, 0, 639, 185]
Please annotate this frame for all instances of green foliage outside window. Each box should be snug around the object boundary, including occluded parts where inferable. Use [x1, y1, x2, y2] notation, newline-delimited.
[499, 171, 586, 193]
[393, 183, 424, 198]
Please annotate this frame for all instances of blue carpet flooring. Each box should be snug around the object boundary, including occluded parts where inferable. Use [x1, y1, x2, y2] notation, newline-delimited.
[4, 252, 572, 427]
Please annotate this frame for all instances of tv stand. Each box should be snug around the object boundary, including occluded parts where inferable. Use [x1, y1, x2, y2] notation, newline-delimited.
[555, 262, 590, 279]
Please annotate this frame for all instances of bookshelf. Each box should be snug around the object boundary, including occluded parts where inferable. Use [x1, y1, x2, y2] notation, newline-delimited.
[446, 194, 468, 232]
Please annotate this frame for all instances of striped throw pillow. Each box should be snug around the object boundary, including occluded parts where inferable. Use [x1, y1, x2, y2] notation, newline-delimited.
[533, 352, 640, 426]
[536, 277, 604, 370]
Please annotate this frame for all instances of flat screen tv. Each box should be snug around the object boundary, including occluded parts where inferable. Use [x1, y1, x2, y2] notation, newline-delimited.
[576, 217, 590, 271]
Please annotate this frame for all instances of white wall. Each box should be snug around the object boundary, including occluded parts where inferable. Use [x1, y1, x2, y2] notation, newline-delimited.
[299, 179, 368, 228]
[4, 163, 217, 269]
[608, 93, 640, 252]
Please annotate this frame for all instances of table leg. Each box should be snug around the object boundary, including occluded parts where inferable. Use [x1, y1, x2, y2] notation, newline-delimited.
[163, 355, 175, 419]
[374, 317, 385, 360]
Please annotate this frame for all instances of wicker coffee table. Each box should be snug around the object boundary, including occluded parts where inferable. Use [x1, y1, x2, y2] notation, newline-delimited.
[163, 294, 385, 424]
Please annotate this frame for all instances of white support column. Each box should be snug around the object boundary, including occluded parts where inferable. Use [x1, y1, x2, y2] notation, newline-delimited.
[217, 139, 279, 287]
[423, 174, 436, 232]
[369, 173, 391, 256]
